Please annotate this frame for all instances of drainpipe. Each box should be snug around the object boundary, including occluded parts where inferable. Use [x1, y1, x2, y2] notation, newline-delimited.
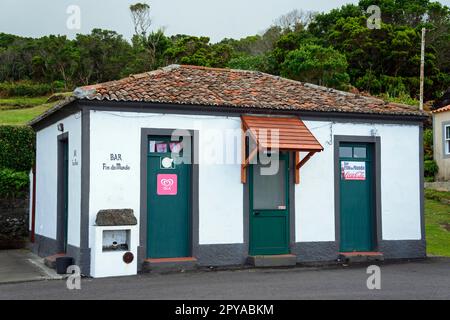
[30, 164, 36, 243]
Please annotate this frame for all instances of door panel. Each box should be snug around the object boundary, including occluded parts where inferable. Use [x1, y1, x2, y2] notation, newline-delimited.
[147, 136, 191, 258]
[339, 143, 375, 252]
[58, 139, 69, 254]
[250, 153, 289, 255]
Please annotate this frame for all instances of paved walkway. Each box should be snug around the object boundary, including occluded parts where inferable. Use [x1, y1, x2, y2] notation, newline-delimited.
[0, 249, 60, 284]
[0, 257, 449, 300]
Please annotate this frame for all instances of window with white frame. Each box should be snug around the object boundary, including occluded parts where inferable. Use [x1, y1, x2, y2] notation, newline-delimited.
[445, 125, 450, 155]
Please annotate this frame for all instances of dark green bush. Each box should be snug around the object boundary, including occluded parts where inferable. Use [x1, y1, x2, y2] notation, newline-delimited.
[424, 160, 439, 178]
[0, 81, 53, 97]
[0, 168, 29, 198]
[0, 126, 35, 171]
[355, 71, 382, 95]
[423, 129, 433, 161]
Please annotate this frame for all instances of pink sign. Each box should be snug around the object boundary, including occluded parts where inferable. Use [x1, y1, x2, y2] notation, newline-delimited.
[157, 174, 177, 195]
[341, 161, 366, 181]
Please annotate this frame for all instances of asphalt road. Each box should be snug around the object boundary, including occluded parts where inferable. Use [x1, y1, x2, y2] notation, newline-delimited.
[0, 258, 449, 300]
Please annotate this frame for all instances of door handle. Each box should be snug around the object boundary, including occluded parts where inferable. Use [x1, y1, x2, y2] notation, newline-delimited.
[254, 212, 260, 216]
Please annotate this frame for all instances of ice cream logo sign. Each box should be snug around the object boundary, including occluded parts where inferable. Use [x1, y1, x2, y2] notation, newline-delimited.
[341, 161, 366, 181]
[157, 174, 177, 195]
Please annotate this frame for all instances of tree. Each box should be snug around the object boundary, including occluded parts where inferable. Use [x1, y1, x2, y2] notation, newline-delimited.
[76, 29, 133, 84]
[35, 35, 79, 89]
[280, 44, 350, 89]
[227, 54, 270, 72]
[274, 9, 317, 32]
[130, 2, 152, 38]
[164, 36, 211, 66]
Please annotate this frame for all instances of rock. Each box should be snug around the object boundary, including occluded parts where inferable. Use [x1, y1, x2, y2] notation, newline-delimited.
[95, 209, 137, 226]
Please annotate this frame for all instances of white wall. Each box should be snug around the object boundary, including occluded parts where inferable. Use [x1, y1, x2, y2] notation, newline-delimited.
[88, 111, 243, 249]
[433, 112, 450, 180]
[35, 113, 82, 247]
[297, 121, 422, 242]
[88, 111, 422, 254]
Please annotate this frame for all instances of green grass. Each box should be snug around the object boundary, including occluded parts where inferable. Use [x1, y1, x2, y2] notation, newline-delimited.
[425, 189, 450, 257]
[0, 93, 71, 125]
[0, 103, 54, 125]
[0, 96, 49, 110]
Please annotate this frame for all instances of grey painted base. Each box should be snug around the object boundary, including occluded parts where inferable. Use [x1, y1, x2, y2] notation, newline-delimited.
[196, 240, 426, 267]
[30, 233, 91, 276]
[30, 234, 59, 258]
[31, 237, 425, 276]
[293, 242, 339, 262]
[197, 244, 247, 266]
[380, 240, 426, 259]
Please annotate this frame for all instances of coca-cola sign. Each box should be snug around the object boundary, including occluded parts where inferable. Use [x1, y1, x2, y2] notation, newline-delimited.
[341, 161, 366, 181]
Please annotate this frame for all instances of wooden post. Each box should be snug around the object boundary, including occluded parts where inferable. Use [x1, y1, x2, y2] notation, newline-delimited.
[295, 152, 300, 184]
[420, 27, 426, 111]
[241, 123, 246, 183]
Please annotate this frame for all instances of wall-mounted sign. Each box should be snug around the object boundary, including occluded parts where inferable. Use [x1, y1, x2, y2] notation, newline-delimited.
[102, 153, 131, 171]
[157, 174, 177, 195]
[341, 161, 366, 181]
[160, 157, 175, 169]
[72, 150, 79, 166]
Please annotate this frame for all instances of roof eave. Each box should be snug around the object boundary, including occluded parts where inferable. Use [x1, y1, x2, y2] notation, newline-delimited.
[28, 98, 429, 129]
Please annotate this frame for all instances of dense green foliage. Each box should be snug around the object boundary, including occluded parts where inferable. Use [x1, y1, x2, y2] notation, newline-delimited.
[0, 0, 449, 104]
[0, 168, 29, 198]
[424, 159, 439, 178]
[0, 81, 55, 97]
[0, 126, 35, 171]
[280, 45, 350, 89]
[424, 128, 434, 160]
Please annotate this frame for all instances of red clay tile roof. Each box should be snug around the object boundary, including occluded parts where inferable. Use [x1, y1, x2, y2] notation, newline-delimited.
[431, 105, 450, 114]
[30, 65, 428, 126]
[73, 65, 426, 117]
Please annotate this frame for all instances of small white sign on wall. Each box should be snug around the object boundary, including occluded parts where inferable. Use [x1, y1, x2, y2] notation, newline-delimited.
[341, 161, 366, 181]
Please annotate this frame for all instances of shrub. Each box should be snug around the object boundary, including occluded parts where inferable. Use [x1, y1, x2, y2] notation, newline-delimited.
[355, 71, 382, 95]
[423, 129, 433, 161]
[0, 126, 35, 171]
[0, 168, 29, 198]
[0, 81, 53, 97]
[228, 54, 271, 73]
[280, 44, 350, 90]
[424, 160, 438, 178]
[380, 75, 407, 98]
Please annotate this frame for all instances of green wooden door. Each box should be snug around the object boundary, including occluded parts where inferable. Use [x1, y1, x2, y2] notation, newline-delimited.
[147, 136, 191, 258]
[62, 140, 69, 253]
[339, 143, 375, 252]
[249, 153, 289, 255]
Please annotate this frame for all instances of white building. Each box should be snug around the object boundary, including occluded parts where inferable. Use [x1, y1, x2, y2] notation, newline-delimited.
[29, 65, 427, 278]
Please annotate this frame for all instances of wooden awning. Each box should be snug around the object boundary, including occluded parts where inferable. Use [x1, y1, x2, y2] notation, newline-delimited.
[241, 115, 323, 184]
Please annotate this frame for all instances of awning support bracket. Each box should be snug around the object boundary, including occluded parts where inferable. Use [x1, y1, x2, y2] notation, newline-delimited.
[295, 151, 317, 184]
[241, 124, 258, 184]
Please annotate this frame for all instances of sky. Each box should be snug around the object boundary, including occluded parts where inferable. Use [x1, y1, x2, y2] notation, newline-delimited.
[1, 0, 450, 43]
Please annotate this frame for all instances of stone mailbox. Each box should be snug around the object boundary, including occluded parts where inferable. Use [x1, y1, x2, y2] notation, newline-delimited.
[91, 209, 138, 278]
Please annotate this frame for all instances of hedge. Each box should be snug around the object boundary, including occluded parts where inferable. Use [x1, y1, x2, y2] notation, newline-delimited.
[0, 81, 53, 98]
[0, 126, 35, 171]
[0, 168, 29, 198]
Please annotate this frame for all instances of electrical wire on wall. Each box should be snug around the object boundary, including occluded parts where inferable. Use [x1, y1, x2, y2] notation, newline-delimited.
[308, 121, 334, 146]
[94, 110, 242, 123]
